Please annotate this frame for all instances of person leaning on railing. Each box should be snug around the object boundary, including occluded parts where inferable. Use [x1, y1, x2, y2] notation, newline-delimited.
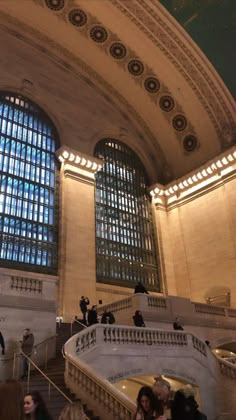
[133, 310, 146, 327]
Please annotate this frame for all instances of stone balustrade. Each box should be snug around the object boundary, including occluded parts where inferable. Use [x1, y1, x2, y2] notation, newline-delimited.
[65, 355, 135, 419]
[74, 324, 204, 357]
[64, 324, 236, 419]
[98, 297, 133, 314]
[73, 324, 236, 380]
[194, 303, 226, 316]
[97, 294, 236, 331]
[218, 358, 236, 379]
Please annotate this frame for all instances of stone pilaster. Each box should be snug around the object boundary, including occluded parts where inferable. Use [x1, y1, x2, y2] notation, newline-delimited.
[56, 146, 103, 320]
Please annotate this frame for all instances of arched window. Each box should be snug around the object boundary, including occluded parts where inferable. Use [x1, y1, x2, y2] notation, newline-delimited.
[0, 93, 59, 274]
[94, 139, 160, 291]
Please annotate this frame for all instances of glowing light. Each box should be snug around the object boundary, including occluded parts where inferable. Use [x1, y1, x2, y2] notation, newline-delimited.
[69, 153, 75, 161]
[197, 172, 202, 180]
[62, 150, 69, 159]
[75, 156, 81, 164]
[81, 158, 86, 166]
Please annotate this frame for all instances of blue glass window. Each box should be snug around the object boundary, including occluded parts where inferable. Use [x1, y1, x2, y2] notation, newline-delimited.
[0, 93, 59, 273]
[94, 139, 160, 291]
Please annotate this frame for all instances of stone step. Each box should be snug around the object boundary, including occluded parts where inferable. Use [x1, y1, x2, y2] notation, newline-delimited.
[24, 323, 99, 420]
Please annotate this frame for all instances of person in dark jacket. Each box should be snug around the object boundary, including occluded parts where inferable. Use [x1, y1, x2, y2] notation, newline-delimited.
[173, 317, 184, 331]
[88, 305, 98, 326]
[133, 310, 146, 327]
[101, 308, 115, 324]
[0, 331, 5, 355]
[79, 296, 90, 325]
[171, 385, 207, 420]
[20, 329, 34, 379]
[134, 281, 149, 294]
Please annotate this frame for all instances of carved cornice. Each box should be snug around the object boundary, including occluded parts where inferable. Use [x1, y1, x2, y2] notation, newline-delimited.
[150, 145, 236, 209]
[56, 145, 103, 185]
[111, 0, 236, 146]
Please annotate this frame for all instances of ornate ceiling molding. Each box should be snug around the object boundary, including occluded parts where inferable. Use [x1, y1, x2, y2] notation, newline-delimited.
[111, 0, 236, 147]
[0, 8, 171, 184]
[42, 0, 199, 153]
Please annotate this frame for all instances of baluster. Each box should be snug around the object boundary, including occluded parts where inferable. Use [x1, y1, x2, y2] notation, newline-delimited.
[113, 328, 118, 343]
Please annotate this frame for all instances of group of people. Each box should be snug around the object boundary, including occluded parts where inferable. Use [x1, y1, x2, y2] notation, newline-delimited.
[0, 380, 88, 420]
[134, 378, 207, 420]
[79, 296, 116, 326]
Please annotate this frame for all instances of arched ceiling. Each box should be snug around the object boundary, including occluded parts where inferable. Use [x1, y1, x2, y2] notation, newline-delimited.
[0, 0, 235, 184]
[160, 0, 236, 98]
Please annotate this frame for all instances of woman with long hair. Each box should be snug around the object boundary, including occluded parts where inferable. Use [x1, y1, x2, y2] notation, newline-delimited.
[134, 386, 167, 420]
[24, 391, 53, 420]
[58, 401, 88, 420]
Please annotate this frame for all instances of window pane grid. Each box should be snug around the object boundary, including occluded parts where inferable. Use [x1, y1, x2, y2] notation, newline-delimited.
[95, 139, 160, 291]
[0, 93, 59, 274]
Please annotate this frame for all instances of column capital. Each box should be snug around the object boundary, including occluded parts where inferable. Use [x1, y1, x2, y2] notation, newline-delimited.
[56, 146, 103, 184]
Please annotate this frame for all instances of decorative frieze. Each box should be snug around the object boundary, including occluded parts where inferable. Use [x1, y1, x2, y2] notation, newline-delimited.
[150, 145, 236, 208]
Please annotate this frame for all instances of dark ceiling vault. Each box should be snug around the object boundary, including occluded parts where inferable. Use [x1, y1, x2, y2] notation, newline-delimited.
[160, 0, 236, 98]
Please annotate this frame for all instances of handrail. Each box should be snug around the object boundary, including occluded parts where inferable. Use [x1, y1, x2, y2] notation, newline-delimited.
[63, 347, 135, 418]
[70, 317, 87, 336]
[0, 334, 57, 364]
[33, 335, 57, 351]
[14, 349, 72, 403]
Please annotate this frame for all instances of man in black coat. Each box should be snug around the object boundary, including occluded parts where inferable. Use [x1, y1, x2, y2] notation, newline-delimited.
[101, 309, 115, 324]
[88, 305, 98, 326]
[80, 296, 90, 325]
[0, 331, 5, 355]
[134, 281, 149, 294]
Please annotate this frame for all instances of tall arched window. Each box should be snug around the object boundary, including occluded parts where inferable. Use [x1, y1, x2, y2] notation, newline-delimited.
[94, 139, 160, 291]
[0, 93, 59, 274]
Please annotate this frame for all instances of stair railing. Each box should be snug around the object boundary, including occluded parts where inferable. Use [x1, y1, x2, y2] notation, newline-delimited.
[70, 317, 87, 336]
[1, 334, 57, 381]
[13, 349, 72, 403]
[62, 346, 135, 419]
[31, 334, 57, 371]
